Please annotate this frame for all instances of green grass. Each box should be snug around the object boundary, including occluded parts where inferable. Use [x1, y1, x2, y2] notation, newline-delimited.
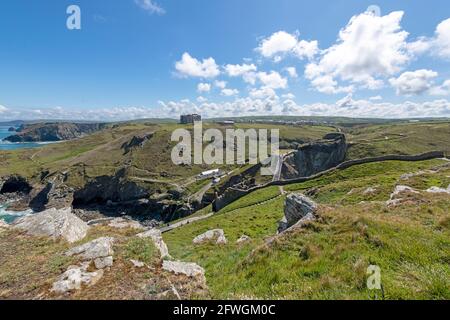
[218, 186, 282, 214]
[163, 159, 450, 299]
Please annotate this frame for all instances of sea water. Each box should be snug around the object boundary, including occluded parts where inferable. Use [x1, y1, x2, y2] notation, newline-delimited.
[0, 203, 33, 224]
[0, 126, 44, 150]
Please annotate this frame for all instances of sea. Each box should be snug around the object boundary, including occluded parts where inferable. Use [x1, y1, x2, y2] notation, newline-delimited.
[0, 126, 44, 150]
[0, 203, 32, 224]
[0, 126, 43, 223]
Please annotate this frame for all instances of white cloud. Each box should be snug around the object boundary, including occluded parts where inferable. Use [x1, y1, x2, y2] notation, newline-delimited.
[282, 93, 296, 100]
[156, 96, 450, 119]
[257, 71, 288, 89]
[175, 52, 220, 78]
[369, 95, 383, 101]
[429, 80, 450, 96]
[293, 40, 320, 60]
[249, 87, 277, 99]
[306, 11, 411, 93]
[242, 72, 258, 85]
[285, 67, 298, 78]
[214, 80, 227, 89]
[256, 31, 318, 61]
[0, 105, 8, 113]
[197, 83, 211, 93]
[224, 63, 257, 77]
[197, 96, 208, 103]
[389, 69, 438, 95]
[221, 88, 239, 96]
[134, 0, 165, 15]
[434, 18, 450, 59]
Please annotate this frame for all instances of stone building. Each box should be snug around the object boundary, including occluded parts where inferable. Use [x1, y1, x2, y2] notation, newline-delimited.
[180, 114, 202, 124]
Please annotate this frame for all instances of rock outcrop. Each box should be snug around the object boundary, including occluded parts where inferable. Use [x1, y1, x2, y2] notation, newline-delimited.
[162, 260, 205, 279]
[0, 176, 32, 195]
[52, 237, 115, 294]
[236, 235, 251, 244]
[51, 262, 104, 294]
[4, 122, 106, 142]
[279, 193, 317, 233]
[193, 229, 227, 245]
[72, 168, 149, 206]
[13, 207, 89, 243]
[281, 133, 347, 179]
[121, 133, 153, 154]
[137, 229, 170, 259]
[65, 237, 115, 269]
[386, 185, 420, 206]
[426, 185, 450, 194]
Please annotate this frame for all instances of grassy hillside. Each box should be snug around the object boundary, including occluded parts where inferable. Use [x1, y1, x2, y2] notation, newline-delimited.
[163, 159, 450, 299]
[346, 122, 450, 159]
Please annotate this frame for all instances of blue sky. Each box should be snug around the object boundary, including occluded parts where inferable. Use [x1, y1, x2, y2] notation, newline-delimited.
[0, 0, 450, 120]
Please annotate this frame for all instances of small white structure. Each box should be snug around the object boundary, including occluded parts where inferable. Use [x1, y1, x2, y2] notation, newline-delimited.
[198, 169, 221, 180]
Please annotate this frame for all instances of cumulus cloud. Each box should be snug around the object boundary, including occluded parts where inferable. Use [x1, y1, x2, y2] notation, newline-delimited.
[389, 69, 438, 95]
[134, 0, 165, 15]
[197, 83, 211, 93]
[197, 96, 208, 103]
[156, 96, 450, 119]
[224, 63, 257, 77]
[429, 80, 450, 96]
[305, 11, 411, 93]
[175, 52, 220, 78]
[221, 88, 239, 96]
[285, 67, 298, 78]
[257, 71, 288, 89]
[433, 18, 450, 59]
[256, 31, 318, 61]
[0, 105, 8, 113]
[214, 80, 227, 89]
[282, 93, 296, 100]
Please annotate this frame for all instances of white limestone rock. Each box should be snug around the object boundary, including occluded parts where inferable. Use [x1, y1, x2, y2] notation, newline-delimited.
[386, 185, 421, 206]
[51, 265, 104, 294]
[66, 237, 114, 263]
[279, 193, 317, 233]
[13, 207, 89, 243]
[137, 228, 171, 259]
[130, 259, 145, 268]
[94, 256, 114, 269]
[193, 229, 227, 245]
[426, 185, 450, 194]
[162, 260, 205, 278]
[236, 235, 251, 244]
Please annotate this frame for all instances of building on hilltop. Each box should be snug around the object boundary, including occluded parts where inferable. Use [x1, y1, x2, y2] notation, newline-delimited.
[180, 114, 201, 124]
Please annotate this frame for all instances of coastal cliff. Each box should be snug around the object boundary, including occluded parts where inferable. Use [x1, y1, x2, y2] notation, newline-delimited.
[4, 122, 106, 142]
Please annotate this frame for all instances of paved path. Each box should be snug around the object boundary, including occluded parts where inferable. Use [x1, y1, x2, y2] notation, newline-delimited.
[160, 213, 214, 233]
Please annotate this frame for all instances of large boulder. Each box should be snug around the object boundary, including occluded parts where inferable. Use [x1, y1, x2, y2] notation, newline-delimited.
[282, 133, 347, 179]
[137, 229, 170, 259]
[13, 207, 89, 243]
[193, 229, 227, 245]
[279, 193, 317, 233]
